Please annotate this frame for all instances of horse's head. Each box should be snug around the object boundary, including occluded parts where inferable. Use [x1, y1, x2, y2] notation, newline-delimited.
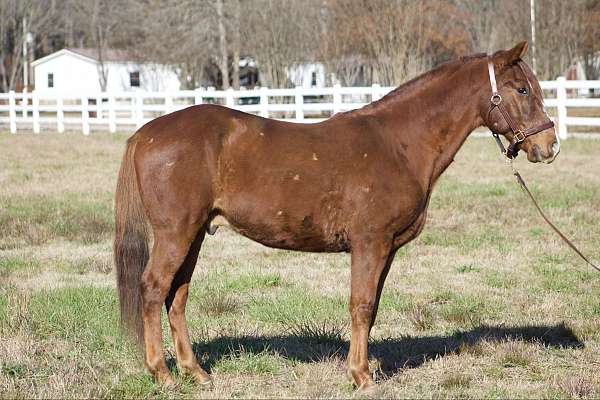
[484, 41, 559, 163]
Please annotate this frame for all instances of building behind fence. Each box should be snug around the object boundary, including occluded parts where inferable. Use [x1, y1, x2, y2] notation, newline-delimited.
[1, 78, 600, 139]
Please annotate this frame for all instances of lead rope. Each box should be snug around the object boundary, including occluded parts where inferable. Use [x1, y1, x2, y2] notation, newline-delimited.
[492, 134, 600, 273]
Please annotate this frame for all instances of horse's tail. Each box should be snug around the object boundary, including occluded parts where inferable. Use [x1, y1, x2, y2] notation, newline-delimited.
[114, 138, 148, 346]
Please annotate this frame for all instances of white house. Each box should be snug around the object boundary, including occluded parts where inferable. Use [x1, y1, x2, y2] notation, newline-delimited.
[564, 54, 600, 97]
[286, 62, 327, 88]
[31, 48, 181, 93]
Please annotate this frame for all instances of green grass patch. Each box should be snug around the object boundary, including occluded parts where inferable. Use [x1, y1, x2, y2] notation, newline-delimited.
[433, 180, 510, 204]
[1, 361, 30, 379]
[55, 256, 112, 275]
[222, 272, 283, 292]
[440, 371, 471, 389]
[430, 288, 456, 304]
[0, 255, 41, 277]
[0, 193, 113, 248]
[0, 284, 29, 333]
[27, 286, 122, 352]
[379, 290, 413, 312]
[419, 226, 513, 254]
[532, 262, 594, 293]
[438, 293, 503, 327]
[194, 271, 284, 294]
[539, 185, 597, 210]
[284, 318, 346, 344]
[188, 272, 285, 319]
[248, 287, 346, 324]
[213, 347, 286, 374]
[106, 373, 188, 399]
[498, 342, 532, 368]
[198, 290, 241, 317]
[406, 303, 435, 331]
[528, 227, 545, 237]
[455, 264, 481, 274]
[484, 271, 518, 289]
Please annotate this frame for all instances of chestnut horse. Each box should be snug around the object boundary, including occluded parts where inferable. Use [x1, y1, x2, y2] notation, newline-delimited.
[114, 42, 558, 389]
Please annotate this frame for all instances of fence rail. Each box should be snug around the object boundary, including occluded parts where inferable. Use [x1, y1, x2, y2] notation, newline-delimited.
[1, 78, 600, 138]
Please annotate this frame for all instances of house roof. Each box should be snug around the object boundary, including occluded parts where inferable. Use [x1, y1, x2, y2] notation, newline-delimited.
[67, 48, 132, 62]
[31, 48, 134, 67]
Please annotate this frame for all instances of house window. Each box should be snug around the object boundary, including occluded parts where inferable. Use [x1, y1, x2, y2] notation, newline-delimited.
[130, 71, 140, 87]
[311, 71, 317, 87]
[47, 73, 54, 88]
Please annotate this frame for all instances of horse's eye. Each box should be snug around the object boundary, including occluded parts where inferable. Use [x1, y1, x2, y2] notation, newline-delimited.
[517, 87, 528, 95]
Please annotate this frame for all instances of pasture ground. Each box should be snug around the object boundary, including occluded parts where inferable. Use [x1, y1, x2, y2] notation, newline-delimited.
[0, 132, 599, 399]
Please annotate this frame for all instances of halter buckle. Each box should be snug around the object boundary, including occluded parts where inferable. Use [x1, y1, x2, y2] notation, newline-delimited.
[490, 94, 502, 105]
[514, 130, 526, 142]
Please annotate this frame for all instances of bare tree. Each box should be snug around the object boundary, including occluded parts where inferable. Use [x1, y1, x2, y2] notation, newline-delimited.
[576, 0, 600, 83]
[231, 0, 241, 89]
[216, 0, 230, 89]
[1, 0, 599, 91]
[0, 0, 55, 91]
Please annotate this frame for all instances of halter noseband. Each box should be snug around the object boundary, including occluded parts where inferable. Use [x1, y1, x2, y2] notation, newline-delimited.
[487, 58, 555, 159]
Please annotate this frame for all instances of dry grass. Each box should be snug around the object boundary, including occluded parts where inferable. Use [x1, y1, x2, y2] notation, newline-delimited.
[1, 131, 599, 398]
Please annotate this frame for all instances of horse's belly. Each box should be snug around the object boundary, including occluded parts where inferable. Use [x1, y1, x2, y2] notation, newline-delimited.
[211, 199, 350, 252]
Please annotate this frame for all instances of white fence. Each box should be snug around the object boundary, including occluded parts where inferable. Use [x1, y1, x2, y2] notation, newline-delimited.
[1, 77, 599, 138]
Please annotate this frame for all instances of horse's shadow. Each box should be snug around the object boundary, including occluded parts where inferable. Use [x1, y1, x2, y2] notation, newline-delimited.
[185, 323, 582, 376]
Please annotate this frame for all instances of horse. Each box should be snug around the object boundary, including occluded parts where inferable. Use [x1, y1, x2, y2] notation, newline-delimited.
[114, 41, 559, 390]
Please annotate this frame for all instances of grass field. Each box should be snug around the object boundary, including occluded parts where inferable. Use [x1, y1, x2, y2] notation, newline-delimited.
[1, 132, 599, 399]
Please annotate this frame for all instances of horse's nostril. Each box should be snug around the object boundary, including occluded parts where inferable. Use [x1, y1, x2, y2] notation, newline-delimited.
[532, 144, 543, 162]
[550, 140, 560, 156]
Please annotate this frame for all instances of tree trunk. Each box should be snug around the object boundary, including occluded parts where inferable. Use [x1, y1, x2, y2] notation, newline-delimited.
[216, 0, 229, 89]
[231, 0, 240, 89]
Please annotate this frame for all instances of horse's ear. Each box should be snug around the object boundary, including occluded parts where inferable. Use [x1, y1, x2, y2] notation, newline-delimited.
[496, 41, 528, 66]
[510, 41, 528, 60]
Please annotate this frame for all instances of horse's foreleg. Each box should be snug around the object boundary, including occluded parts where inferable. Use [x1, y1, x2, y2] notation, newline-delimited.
[140, 227, 199, 386]
[165, 229, 211, 385]
[368, 250, 397, 333]
[347, 239, 392, 390]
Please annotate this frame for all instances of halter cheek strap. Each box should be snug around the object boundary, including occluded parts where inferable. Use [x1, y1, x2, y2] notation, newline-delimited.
[487, 59, 555, 159]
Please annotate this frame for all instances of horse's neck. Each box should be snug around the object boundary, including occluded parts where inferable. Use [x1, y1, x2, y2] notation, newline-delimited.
[374, 59, 487, 187]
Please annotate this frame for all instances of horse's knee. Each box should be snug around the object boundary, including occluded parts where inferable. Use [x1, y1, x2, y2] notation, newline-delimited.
[350, 302, 375, 326]
[140, 270, 170, 307]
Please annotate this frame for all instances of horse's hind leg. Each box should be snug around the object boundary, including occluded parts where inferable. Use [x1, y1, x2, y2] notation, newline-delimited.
[165, 229, 211, 385]
[140, 225, 202, 386]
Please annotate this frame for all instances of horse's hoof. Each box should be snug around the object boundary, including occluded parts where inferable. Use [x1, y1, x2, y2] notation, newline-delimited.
[357, 377, 376, 392]
[158, 375, 177, 390]
[347, 368, 376, 391]
[191, 370, 213, 387]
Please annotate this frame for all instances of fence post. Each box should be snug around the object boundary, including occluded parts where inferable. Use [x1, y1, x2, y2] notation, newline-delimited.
[259, 87, 268, 118]
[32, 90, 40, 134]
[295, 86, 304, 122]
[332, 83, 342, 115]
[21, 88, 27, 118]
[8, 90, 16, 134]
[56, 95, 64, 133]
[194, 88, 203, 105]
[108, 94, 116, 133]
[371, 83, 381, 102]
[135, 92, 143, 128]
[97, 95, 103, 120]
[81, 96, 90, 135]
[556, 76, 568, 140]
[225, 88, 235, 109]
[165, 94, 174, 114]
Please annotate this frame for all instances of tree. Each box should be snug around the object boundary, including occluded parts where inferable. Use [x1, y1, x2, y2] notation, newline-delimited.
[0, 0, 53, 91]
